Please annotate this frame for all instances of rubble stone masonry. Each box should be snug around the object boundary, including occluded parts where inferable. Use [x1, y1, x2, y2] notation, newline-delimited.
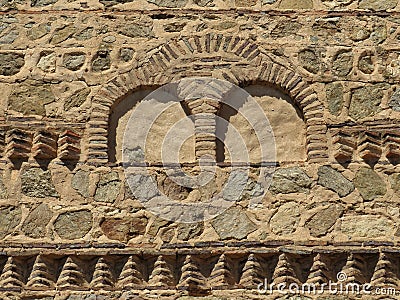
[1, 0, 400, 299]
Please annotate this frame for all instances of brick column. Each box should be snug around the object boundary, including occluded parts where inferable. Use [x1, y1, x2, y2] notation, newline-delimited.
[186, 98, 220, 163]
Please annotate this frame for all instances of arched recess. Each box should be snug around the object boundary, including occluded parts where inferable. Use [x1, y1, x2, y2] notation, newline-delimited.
[88, 34, 327, 165]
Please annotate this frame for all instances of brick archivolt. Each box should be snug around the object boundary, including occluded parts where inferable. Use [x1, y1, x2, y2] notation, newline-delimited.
[89, 34, 327, 165]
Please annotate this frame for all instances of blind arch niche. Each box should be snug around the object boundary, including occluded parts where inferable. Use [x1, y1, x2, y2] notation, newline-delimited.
[109, 82, 306, 165]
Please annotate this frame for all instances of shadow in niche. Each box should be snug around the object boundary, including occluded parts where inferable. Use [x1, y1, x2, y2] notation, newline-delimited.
[216, 102, 241, 163]
[242, 82, 304, 121]
[59, 160, 79, 171]
[337, 159, 351, 169]
[388, 156, 400, 166]
[180, 100, 192, 118]
[212, 87, 248, 163]
[108, 87, 157, 163]
[35, 159, 52, 170]
[9, 158, 28, 170]
[108, 81, 306, 164]
[364, 158, 380, 169]
[216, 82, 305, 163]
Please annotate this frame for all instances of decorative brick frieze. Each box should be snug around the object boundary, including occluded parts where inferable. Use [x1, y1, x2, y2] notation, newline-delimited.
[330, 125, 400, 164]
[32, 130, 58, 160]
[0, 246, 396, 293]
[5, 129, 32, 159]
[0, 126, 83, 163]
[57, 130, 81, 161]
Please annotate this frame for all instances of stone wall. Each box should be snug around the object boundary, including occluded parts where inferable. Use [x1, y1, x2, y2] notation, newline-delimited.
[1, 0, 400, 299]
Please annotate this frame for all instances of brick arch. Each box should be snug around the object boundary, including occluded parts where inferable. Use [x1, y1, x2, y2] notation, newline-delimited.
[88, 34, 327, 164]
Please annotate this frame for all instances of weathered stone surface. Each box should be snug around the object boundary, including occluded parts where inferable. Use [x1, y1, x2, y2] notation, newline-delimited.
[269, 167, 312, 194]
[223, 170, 248, 201]
[9, 81, 55, 116]
[0, 0, 22, 9]
[66, 295, 107, 300]
[0, 176, 7, 199]
[124, 180, 134, 200]
[147, 0, 187, 8]
[164, 22, 186, 32]
[64, 88, 90, 111]
[0, 206, 21, 239]
[359, 0, 397, 11]
[306, 204, 344, 237]
[94, 172, 121, 203]
[103, 35, 116, 43]
[100, 216, 148, 242]
[0, 53, 24, 76]
[126, 174, 159, 200]
[21, 168, 59, 198]
[390, 173, 400, 193]
[123, 147, 145, 163]
[354, 167, 386, 201]
[0, 17, 13, 28]
[371, 24, 387, 44]
[321, 0, 354, 8]
[31, 0, 57, 6]
[92, 50, 111, 72]
[158, 174, 190, 201]
[346, 22, 371, 41]
[22, 203, 52, 238]
[341, 215, 394, 238]
[99, 0, 135, 7]
[118, 23, 154, 38]
[0, 30, 18, 44]
[50, 25, 75, 44]
[211, 207, 256, 240]
[352, 29, 371, 42]
[349, 84, 387, 120]
[235, 0, 257, 6]
[317, 166, 354, 197]
[332, 51, 353, 77]
[160, 227, 175, 242]
[270, 202, 300, 235]
[312, 18, 339, 38]
[212, 21, 237, 30]
[54, 210, 92, 239]
[389, 89, 400, 112]
[74, 27, 94, 40]
[177, 223, 204, 240]
[63, 53, 86, 71]
[270, 21, 301, 38]
[37, 52, 56, 73]
[120, 47, 134, 62]
[358, 53, 374, 74]
[72, 170, 90, 197]
[28, 23, 50, 40]
[148, 217, 170, 236]
[245, 179, 264, 197]
[193, 0, 213, 5]
[326, 82, 344, 116]
[279, 0, 313, 9]
[298, 49, 320, 74]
